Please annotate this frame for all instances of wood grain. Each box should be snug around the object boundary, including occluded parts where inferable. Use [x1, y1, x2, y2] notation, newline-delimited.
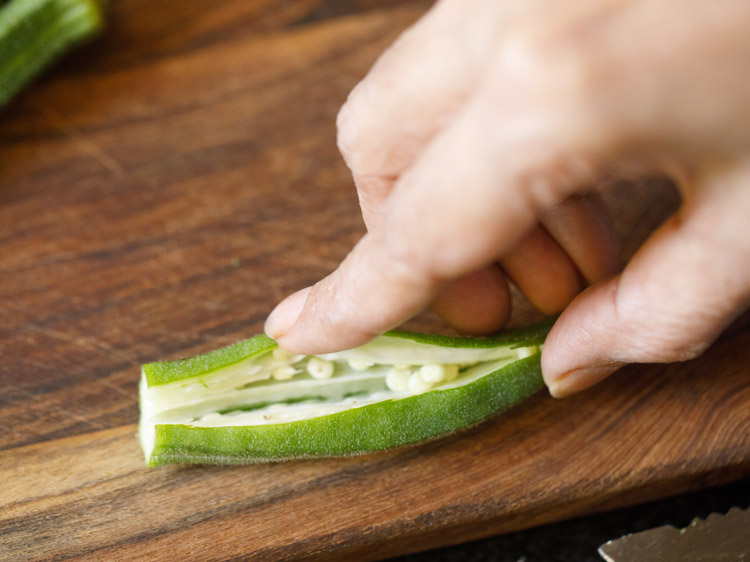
[0, 0, 430, 451]
[0, 1, 748, 560]
[2, 333, 748, 561]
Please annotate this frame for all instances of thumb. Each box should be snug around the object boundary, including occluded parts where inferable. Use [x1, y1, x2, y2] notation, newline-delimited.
[543, 161, 750, 397]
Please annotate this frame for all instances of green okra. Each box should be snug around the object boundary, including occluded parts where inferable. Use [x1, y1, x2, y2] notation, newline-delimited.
[0, 0, 105, 106]
[139, 320, 553, 466]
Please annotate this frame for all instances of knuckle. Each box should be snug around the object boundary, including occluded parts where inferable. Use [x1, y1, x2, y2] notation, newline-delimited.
[492, 30, 605, 127]
[496, 32, 555, 75]
[336, 82, 394, 175]
[336, 94, 361, 167]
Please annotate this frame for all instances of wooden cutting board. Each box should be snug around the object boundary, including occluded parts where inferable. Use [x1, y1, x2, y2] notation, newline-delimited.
[1, 1, 748, 560]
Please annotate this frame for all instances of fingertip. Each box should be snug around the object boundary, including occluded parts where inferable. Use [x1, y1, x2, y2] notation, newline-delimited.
[500, 226, 585, 316]
[545, 364, 622, 398]
[430, 266, 511, 335]
[268, 231, 443, 355]
[265, 287, 311, 341]
[542, 192, 622, 285]
[534, 273, 584, 316]
[540, 278, 622, 389]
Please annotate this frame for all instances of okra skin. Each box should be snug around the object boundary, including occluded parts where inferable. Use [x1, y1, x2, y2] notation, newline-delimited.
[140, 321, 553, 466]
[141, 320, 553, 388]
[145, 354, 543, 466]
[0, 0, 105, 106]
[142, 334, 277, 387]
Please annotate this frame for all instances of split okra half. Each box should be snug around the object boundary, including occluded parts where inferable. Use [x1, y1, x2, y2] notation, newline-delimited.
[139, 321, 552, 466]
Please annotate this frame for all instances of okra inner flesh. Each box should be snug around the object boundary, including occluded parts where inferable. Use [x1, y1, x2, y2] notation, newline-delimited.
[140, 343, 539, 431]
[139, 325, 554, 465]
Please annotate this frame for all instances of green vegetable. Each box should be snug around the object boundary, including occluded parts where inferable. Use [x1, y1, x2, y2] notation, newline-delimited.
[0, 0, 105, 106]
[139, 321, 552, 466]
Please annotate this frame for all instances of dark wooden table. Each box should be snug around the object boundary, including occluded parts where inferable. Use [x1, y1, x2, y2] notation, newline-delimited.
[1, 1, 748, 560]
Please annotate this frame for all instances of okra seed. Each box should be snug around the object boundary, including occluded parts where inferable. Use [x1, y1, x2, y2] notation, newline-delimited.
[306, 357, 334, 379]
[272, 366, 297, 380]
[408, 372, 433, 394]
[385, 367, 411, 392]
[442, 364, 459, 382]
[348, 360, 374, 371]
[272, 348, 290, 361]
[516, 346, 539, 359]
[419, 364, 445, 383]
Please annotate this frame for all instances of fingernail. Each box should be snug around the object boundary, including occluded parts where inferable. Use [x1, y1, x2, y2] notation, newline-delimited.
[547, 364, 622, 398]
[264, 287, 311, 340]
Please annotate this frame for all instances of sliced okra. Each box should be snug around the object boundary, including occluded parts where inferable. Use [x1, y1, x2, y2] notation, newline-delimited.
[139, 320, 552, 466]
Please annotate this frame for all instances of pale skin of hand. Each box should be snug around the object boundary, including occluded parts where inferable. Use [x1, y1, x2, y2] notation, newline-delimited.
[265, 0, 750, 397]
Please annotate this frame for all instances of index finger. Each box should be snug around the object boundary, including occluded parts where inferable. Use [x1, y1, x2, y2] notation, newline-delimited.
[265, 90, 586, 354]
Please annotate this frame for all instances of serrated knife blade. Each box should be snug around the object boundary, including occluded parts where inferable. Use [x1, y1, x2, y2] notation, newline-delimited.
[598, 506, 750, 562]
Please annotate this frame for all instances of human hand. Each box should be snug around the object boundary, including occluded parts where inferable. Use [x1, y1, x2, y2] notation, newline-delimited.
[265, 0, 750, 397]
